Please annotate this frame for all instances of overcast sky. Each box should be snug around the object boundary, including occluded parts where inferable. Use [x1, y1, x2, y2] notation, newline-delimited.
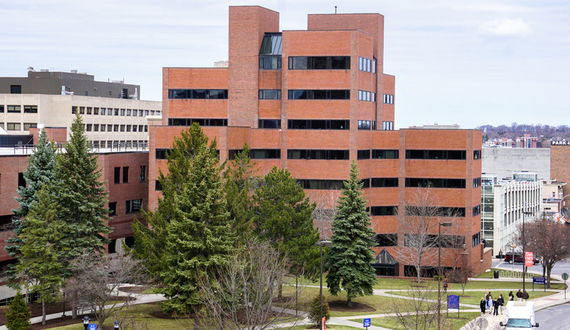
[1, 0, 568, 129]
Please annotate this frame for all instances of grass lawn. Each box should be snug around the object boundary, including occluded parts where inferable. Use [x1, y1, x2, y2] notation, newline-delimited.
[386, 289, 557, 306]
[367, 312, 481, 330]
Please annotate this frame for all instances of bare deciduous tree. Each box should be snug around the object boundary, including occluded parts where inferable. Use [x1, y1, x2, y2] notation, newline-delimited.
[394, 188, 459, 285]
[519, 215, 570, 288]
[197, 240, 300, 330]
[446, 251, 475, 296]
[309, 189, 341, 239]
[384, 284, 440, 330]
[65, 251, 147, 328]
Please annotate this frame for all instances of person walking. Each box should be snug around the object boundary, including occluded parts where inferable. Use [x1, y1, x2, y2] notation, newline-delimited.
[508, 291, 514, 301]
[497, 294, 505, 315]
[493, 298, 499, 315]
[487, 295, 494, 315]
[480, 297, 487, 316]
[516, 289, 523, 301]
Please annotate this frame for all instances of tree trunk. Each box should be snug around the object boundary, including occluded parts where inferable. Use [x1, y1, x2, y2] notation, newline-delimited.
[72, 291, 77, 319]
[42, 298, 46, 325]
[193, 316, 200, 330]
[547, 265, 553, 289]
[346, 297, 352, 308]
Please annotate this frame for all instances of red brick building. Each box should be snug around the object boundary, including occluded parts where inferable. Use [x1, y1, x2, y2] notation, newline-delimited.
[150, 6, 490, 276]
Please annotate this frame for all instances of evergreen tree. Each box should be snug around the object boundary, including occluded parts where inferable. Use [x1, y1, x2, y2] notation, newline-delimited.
[16, 186, 65, 325]
[224, 143, 258, 244]
[132, 124, 211, 281]
[253, 167, 320, 281]
[4, 292, 31, 330]
[6, 129, 58, 258]
[55, 113, 111, 259]
[325, 162, 376, 307]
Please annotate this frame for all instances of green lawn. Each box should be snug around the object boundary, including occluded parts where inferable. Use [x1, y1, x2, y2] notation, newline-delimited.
[367, 312, 481, 330]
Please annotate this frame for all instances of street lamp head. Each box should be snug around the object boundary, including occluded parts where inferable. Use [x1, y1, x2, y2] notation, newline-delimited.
[317, 240, 333, 248]
[83, 316, 90, 324]
[440, 222, 452, 227]
[114, 320, 120, 329]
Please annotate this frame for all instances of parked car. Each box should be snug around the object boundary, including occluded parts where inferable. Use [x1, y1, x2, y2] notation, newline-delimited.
[504, 253, 540, 264]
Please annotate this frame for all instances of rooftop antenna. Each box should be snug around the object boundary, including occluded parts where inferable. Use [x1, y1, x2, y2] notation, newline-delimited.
[335, 6, 337, 14]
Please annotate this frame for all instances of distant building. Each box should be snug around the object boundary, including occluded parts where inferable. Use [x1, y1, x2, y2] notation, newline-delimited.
[542, 180, 566, 221]
[481, 173, 542, 254]
[0, 70, 161, 148]
[482, 148, 550, 181]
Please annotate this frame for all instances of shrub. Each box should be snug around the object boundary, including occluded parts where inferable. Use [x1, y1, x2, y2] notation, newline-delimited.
[5, 292, 31, 330]
[308, 295, 330, 328]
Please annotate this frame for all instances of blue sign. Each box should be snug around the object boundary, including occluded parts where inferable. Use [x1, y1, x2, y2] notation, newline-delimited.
[447, 295, 459, 310]
[363, 318, 371, 327]
[88, 324, 97, 330]
[533, 277, 545, 285]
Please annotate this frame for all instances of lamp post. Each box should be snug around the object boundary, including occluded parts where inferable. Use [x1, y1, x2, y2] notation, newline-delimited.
[114, 320, 120, 329]
[82, 316, 90, 330]
[522, 205, 533, 292]
[510, 244, 517, 270]
[318, 240, 332, 330]
[437, 222, 452, 330]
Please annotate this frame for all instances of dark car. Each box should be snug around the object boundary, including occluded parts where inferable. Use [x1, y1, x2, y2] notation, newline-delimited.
[504, 253, 540, 264]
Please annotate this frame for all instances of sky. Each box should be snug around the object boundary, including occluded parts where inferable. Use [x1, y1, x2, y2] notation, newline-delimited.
[1, 0, 569, 129]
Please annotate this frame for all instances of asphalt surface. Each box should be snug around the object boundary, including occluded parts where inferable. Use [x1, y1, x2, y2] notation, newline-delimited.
[536, 302, 570, 330]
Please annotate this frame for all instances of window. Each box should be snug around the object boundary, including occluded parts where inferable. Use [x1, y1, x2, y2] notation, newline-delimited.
[258, 89, 281, 99]
[473, 205, 481, 216]
[0, 105, 4, 113]
[288, 90, 350, 100]
[375, 234, 397, 247]
[123, 167, 129, 183]
[405, 178, 466, 189]
[144, 125, 148, 132]
[405, 206, 465, 217]
[259, 33, 282, 70]
[473, 177, 481, 188]
[287, 150, 349, 160]
[114, 108, 119, 116]
[100, 125, 105, 132]
[371, 178, 398, 187]
[358, 57, 374, 72]
[138, 125, 143, 132]
[94, 107, 99, 115]
[405, 150, 466, 160]
[120, 125, 125, 132]
[94, 124, 99, 132]
[250, 149, 281, 159]
[383, 94, 394, 104]
[358, 120, 371, 130]
[361, 179, 370, 188]
[168, 89, 229, 99]
[126, 199, 142, 213]
[126, 109, 131, 116]
[156, 149, 172, 159]
[120, 109, 125, 116]
[287, 120, 349, 130]
[370, 206, 397, 216]
[139, 110, 143, 117]
[7, 105, 21, 113]
[79, 107, 85, 114]
[86, 107, 92, 115]
[23, 123, 37, 130]
[114, 167, 120, 184]
[358, 90, 372, 101]
[298, 179, 345, 190]
[24, 105, 38, 113]
[7, 123, 21, 131]
[86, 124, 92, 132]
[168, 118, 228, 126]
[109, 202, 117, 216]
[114, 125, 118, 132]
[382, 121, 394, 130]
[258, 119, 281, 129]
[132, 125, 137, 132]
[107, 108, 113, 115]
[18, 172, 26, 188]
[140, 165, 146, 182]
[474, 150, 481, 160]
[155, 180, 163, 191]
[259, 56, 282, 70]
[126, 125, 131, 132]
[372, 149, 400, 159]
[100, 108, 106, 115]
[357, 150, 371, 159]
[472, 232, 480, 247]
[10, 85, 22, 94]
[288, 56, 350, 70]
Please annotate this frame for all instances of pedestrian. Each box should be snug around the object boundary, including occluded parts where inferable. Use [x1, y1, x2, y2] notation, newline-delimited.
[508, 291, 514, 301]
[497, 294, 505, 315]
[493, 298, 499, 315]
[516, 289, 523, 301]
[480, 297, 487, 316]
[487, 295, 494, 314]
[443, 280, 448, 292]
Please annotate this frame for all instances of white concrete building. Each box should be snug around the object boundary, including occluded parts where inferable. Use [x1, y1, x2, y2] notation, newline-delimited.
[481, 173, 543, 254]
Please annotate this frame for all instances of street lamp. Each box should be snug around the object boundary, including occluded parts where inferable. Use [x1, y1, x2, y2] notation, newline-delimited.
[510, 244, 517, 270]
[437, 222, 452, 330]
[82, 316, 90, 330]
[114, 320, 120, 329]
[522, 206, 533, 292]
[317, 239, 332, 330]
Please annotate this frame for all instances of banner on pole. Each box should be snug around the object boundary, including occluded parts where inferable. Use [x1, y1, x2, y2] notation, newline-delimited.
[525, 252, 533, 267]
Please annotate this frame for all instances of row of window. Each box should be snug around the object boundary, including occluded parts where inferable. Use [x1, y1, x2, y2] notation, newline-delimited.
[85, 124, 148, 133]
[288, 149, 349, 160]
[72, 107, 158, 117]
[383, 94, 394, 104]
[358, 57, 377, 73]
[259, 119, 281, 129]
[288, 56, 351, 70]
[406, 150, 467, 160]
[0, 105, 38, 113]
[113, 166, 147, 184]
[358, 90, 376, 102]
[288, 119, 350, 130]
[375, 234, 468, 248]
[405, 178, 466, 189]
[0, 122, 37, 131]
[259, 89, 281, 99]
[157, 148, 220, 159]
[168, 118, 228, 127]
[357, 120, 376, 130]
[108, 199, 142, 216]
[259, 55, 282, 70]
[288, 90, 350, 100]
[297, 179, 345, 190]
[92, 140, 148, 149]
[168, 89, 228, 99]
[361, 178, 399, 188]
[382, 121, 394, 130]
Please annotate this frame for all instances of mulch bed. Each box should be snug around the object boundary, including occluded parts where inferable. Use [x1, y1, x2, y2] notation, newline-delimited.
[328, 300, 375, 313]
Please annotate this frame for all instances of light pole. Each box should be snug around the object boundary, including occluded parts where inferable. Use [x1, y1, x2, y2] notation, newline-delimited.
[522, 206, 533, 292]
[318, 240, 332, 330]
[82, 316, 90, 330]
[437, 222, 452, 330]
[510, 244, 517, 270]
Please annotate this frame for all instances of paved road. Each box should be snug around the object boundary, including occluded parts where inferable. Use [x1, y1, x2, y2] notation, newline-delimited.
[492, 259, 570, 277]
[536, 302, 570, 329]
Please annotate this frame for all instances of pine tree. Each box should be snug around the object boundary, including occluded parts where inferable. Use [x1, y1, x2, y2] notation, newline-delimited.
[4, 292, 31, 330]
[55, 114, 111, 259]
[224, 143, 258, 244]
[325, 162, 376, 307]
[253, 167, 320, 281]
[6, 129, 58, 258]
[16, 186, 65, 325]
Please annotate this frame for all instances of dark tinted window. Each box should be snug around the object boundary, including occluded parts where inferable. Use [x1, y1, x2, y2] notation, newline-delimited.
[371, 178, 398, 187]
[372, 150, 399, 159]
